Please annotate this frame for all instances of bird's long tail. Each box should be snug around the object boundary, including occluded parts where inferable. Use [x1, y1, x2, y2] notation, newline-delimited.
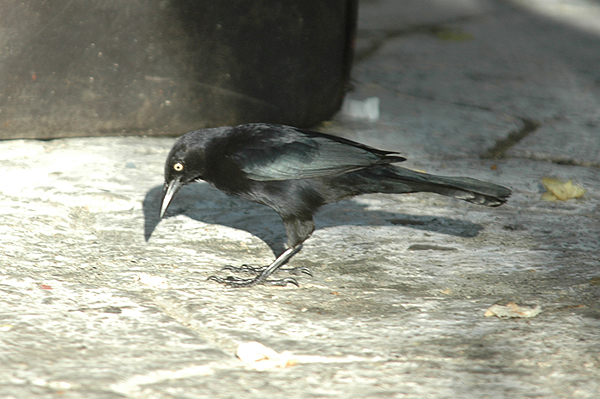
[370, 165, 511, 207]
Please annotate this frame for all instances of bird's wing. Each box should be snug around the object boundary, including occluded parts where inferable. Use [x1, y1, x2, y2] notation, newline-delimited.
[228, 125, 405, 181]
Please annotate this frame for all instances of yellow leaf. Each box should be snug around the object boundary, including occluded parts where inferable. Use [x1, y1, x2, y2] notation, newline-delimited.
[541, 192, 557, 202]
[541, 177, 585, 201]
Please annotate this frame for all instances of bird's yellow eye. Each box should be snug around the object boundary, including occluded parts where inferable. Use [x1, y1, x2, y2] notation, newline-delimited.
[173, 162, 184, 172]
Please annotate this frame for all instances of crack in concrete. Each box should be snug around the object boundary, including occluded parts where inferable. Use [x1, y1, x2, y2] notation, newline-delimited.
[513, 152, 600, 169]
[355, 19, 477, 63]
[481, 118, 540, 159]
[481, 118, 599, 168]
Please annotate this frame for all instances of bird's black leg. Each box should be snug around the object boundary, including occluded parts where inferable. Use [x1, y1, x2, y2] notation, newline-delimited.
[208, 245, 304, 287]
[221, 264, 312, 276]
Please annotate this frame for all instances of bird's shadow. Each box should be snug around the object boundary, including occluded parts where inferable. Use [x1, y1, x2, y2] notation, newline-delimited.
[143, 183, 485, 256]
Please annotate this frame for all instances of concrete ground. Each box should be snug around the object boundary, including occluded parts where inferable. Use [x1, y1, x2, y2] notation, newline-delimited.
[1, 0, 599, 398]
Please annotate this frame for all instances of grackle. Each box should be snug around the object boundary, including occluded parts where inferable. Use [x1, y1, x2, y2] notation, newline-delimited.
[159, 123, 511, 287]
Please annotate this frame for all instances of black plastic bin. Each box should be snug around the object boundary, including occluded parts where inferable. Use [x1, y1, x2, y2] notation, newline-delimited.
[0, 0, 357, 139]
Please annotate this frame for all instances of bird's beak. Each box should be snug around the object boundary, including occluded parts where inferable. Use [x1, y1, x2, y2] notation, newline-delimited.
[160, 178, 183, 219]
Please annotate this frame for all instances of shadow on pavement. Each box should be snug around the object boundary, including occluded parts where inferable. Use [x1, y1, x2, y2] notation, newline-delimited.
[143, 182, 484, 256]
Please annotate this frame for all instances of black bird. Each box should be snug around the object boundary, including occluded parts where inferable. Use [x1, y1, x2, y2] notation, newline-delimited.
[159, 123, 511, 287]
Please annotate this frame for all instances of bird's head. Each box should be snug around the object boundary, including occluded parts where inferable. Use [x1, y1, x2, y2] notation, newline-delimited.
[159, 132, 208, 219]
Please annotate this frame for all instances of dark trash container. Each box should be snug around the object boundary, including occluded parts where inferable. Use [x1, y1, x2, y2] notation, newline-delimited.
[0, 0, 357, 140]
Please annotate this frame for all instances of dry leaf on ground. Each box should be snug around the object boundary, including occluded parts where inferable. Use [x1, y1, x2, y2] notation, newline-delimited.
[236, 341, 296, 370]
[484, 302, 542, 319]
[541, 177, 585, 201]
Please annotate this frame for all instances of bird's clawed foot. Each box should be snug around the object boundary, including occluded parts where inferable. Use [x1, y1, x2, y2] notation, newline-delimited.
[207, 275, 299, 288]
[221, 264, 312, 276]
[208, 246, 305, 288]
